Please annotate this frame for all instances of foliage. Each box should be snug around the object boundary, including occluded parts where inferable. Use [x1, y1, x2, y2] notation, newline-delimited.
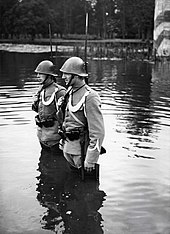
[0, 0, 155, 40]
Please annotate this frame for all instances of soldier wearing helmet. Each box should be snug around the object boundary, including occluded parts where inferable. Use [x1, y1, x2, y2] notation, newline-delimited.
[32, 60, 66, 148]
[58, 57, 105, 174]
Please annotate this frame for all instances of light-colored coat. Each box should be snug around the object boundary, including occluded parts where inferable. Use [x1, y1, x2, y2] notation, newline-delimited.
[63, 85, 105, 164]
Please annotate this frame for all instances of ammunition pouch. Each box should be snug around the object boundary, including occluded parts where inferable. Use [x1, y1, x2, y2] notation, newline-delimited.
[58, 128, 84, 141]
[35, 115, 55, 128]
[65, 130, 80, 141]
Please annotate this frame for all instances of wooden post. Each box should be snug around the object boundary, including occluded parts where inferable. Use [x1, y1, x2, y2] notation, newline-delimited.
[49, 24, 53, 61]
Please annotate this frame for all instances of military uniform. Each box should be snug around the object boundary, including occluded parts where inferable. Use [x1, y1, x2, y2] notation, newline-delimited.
[32, 60, 66, 148]
[59, 56, 105, 171]
[33, 82, 66, 147]
[61, 85, 105, 168]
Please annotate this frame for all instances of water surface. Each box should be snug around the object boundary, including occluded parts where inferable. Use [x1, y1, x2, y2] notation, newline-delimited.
[0, 49, 170, 234]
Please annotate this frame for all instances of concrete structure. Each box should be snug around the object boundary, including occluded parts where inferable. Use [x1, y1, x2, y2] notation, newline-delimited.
[154, 0, 170, 57]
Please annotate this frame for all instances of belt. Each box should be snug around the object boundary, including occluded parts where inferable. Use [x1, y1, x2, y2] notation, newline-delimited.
[58, 128, 85, 141]
[35, 115, 55, 128]
[65, 130, 81, 141]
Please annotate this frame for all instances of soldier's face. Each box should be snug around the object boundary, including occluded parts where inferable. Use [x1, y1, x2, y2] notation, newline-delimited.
[62, 73, 72, 86]
[37, 73, 46, 83]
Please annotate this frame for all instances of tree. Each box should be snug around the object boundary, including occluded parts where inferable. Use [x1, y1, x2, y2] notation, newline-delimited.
[0, 0, 155, 40]
[1, 0, 59, 39]
[115, 0, 154, 39]
[0, 0, 17, 38]
[131, 0, 154, 39]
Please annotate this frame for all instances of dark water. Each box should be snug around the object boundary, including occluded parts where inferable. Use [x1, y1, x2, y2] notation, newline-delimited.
[0, 49, 170, 234]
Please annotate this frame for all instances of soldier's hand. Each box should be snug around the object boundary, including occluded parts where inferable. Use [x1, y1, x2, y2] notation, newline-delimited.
[84, 161, 95, 172]
[33, 95, 38, 102]
[57, 96, 64, 106]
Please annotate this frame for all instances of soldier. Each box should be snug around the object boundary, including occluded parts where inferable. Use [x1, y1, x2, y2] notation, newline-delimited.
[32, 60, 66, 148]
[58, 57, 105, 173]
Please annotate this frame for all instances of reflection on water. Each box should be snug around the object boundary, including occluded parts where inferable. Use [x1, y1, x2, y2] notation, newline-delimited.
[36, 146, 106, 234]
[0, 50, 170, 234]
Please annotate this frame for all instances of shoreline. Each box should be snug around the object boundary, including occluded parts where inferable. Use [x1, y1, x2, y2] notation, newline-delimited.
[0, 38, 145, 45]
[0, 39, 155, 62]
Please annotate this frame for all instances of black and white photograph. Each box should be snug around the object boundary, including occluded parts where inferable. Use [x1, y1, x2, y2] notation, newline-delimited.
[0, 0, 170, 233]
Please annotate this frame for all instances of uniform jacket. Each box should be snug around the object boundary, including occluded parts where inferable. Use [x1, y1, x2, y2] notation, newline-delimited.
[32, 81, 66, 144]
[63, 85, 105, 164]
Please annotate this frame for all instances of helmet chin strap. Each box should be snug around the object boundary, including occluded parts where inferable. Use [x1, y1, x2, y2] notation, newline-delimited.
[41, 75, 53, 87]
[40, 74, 47, 85]
[66, 74, 75, 88]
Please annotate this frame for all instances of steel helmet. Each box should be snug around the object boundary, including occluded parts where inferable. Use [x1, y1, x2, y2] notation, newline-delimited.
[35, 60, 58, 76]
[60, 57, 88, 77]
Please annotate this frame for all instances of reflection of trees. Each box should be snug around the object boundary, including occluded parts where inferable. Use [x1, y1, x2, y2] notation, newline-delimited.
[152, 61, 170, 98]
[98, 60, 156, 137]
[0, 51, 48, 86]
[36, 146, 106, 233]
[89, 60, 118, 84]
[115, 61, 154, 136]
[90, 60, 160, 158]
